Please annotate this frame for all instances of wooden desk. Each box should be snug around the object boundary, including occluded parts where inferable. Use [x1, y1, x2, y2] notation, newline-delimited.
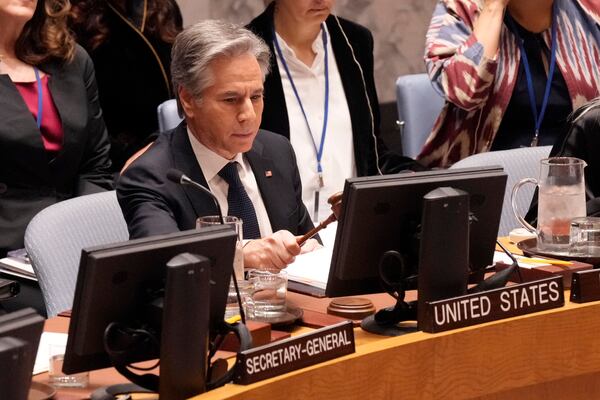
[35, 294, 600, 400]
[192, 294, 600, 400]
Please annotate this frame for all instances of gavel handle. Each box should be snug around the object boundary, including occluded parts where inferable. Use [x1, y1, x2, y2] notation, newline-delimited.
[296, 213, 337, 246]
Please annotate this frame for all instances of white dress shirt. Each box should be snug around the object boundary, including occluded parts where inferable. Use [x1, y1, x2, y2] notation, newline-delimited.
[274, 25, 355, 223]
[187, 128, 273, 238]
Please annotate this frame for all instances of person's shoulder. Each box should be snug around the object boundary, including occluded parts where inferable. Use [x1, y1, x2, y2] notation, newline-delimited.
[255, 129, 291, 148]
[327, 15, 372, 41]
[121, 129, 177, 176]
[574, 104, 600, 130]
[70, 44, 93, 67]
[328, 14, 371, 36]
[56, 44, 95, 77]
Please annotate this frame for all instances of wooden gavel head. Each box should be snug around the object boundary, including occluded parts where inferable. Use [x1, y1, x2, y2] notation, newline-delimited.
[296, 191, 344, 245]
[327, 191, 343, 221]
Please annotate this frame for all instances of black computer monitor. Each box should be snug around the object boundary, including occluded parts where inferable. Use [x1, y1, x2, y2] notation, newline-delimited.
[325, 166, 507, 297]
[63, 226, 238, 397]
[0, 308, 45, 400]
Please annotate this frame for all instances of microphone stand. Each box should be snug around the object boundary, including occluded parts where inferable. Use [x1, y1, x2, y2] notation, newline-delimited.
[167, 169, 244, 322]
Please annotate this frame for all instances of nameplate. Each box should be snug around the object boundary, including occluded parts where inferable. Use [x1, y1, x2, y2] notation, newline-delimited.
[420, 276, 564, 333]
[571, 269, 600, 303]
[234, 321, 355, 385]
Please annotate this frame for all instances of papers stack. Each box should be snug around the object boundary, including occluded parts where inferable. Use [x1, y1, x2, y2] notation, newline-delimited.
[0, 249, 36, 281]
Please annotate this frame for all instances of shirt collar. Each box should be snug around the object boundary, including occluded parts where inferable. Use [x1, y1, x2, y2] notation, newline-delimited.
[274, 24, 328, 71]
[187, 127, 245, 182]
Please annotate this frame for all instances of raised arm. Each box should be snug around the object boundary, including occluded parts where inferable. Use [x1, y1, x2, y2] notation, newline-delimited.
[425, 0, 508, 112]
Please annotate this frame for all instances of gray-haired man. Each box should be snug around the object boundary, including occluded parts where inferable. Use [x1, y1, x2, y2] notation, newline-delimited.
[117, 20, 319, 269]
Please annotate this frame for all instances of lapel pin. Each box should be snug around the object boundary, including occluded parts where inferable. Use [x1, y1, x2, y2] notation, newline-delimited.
[265, 170, 273, 177]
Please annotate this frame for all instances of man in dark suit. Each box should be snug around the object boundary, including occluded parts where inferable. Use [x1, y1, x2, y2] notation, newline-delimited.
[117, 20, 318, 269]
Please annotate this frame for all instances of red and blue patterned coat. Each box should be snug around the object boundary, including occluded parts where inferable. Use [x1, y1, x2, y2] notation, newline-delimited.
[419, 0, 600, 168]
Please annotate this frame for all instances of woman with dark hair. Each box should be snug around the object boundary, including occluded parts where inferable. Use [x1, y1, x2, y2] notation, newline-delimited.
[247, 0, 421, 223]
[0, 0, 113, 258]
[69, 0, 182, 171]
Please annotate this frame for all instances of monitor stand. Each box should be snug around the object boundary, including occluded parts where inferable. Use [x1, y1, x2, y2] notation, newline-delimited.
[360, 288, 418, 336]
[98, 253, 211, 399]
[360, 249, 419, 336]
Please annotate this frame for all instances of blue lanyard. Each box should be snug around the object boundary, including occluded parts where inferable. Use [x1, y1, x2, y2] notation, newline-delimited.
[272, 24, 329, 185]
[33, 67, 43, 129]
[506, 3, 558, 147]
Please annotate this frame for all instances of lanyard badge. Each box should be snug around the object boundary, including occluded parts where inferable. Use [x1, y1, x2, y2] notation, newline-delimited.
[506, 2, 558, 147]
[273, 24, 330, 220]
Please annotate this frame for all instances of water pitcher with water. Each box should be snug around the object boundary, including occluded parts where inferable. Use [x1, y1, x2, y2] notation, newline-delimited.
[511, 157, 587, 253]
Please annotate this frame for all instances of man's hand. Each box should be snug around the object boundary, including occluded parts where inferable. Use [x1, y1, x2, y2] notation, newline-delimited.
[243, 230, 301, 269]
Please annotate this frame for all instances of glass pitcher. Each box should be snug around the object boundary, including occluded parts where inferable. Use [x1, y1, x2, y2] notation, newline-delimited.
[511, 157, 587, 253]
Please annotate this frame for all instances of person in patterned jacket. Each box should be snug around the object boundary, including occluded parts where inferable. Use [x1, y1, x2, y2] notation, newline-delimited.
[419, 0, 600, 168]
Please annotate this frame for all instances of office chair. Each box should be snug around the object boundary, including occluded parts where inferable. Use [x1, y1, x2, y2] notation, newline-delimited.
[24, 191, 129, 317]
[450, 146, 552, 236]
[157, 99, 183, 132]
[395, 73, 445, 158]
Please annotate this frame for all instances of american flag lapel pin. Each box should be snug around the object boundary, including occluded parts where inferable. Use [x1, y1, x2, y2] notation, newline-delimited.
[265, 170, 273, 178]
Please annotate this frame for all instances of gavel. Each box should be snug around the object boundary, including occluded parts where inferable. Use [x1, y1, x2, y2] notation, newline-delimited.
[296, 192, 343, 245]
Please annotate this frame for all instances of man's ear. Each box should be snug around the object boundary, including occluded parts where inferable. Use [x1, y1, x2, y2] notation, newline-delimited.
[178, 86, 196, 119]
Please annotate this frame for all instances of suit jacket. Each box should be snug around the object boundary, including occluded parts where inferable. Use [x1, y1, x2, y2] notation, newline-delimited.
[554, 106, 600, 215]
[117, 123, 315, 239]
[247, 4, 422, 176]
[0, 45, 113, 256]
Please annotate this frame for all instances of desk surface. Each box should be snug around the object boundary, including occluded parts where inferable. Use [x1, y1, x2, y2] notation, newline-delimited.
[36, 292, 600, 400]
[195, 293, 600, 400]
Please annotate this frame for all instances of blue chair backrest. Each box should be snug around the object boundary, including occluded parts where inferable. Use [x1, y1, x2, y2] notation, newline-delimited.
[395, 73, 445, 158]
[450, 146, 552, 237]
[157, 99, 183, 132]
[24, 191, 129, 316]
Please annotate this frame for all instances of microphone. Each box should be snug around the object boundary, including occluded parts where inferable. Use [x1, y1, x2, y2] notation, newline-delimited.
[166, 168, 225, 224]
[166, 168, 246, 323]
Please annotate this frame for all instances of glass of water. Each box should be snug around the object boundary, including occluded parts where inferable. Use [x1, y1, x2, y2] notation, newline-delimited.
[246, 269, 288, 320]
[570, 217, 600, 256]
[197, 216, 246, 319]
[48, 344, 89, 388]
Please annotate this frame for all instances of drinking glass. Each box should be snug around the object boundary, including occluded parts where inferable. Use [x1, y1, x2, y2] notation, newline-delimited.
[246, 269, 288, 319]
[48, 344, 89, 388]
[570, 217, 600, 256]
[197, 216, 245, 319]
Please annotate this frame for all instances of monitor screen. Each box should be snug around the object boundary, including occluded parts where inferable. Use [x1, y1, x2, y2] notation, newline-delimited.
[0, 308, 45, 400]
[63, 226, 237, 375]
[325, 166, 507, 297]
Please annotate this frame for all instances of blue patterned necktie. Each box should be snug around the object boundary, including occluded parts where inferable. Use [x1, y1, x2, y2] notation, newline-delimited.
[218, 162, 261, 239]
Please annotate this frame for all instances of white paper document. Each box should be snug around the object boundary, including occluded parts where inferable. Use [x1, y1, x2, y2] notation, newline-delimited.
[285, 245, 333, 290]
[0, 250, 37, 281]
[33, 332, 69, 375]
[493, 251, 551, 269]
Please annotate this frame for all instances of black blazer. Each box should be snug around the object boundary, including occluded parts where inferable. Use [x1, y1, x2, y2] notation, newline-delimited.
[117, 123, 315, 239]
[0, 45, 113, 256]
[554, 106, 600, 215]
[247, 3, 421, 176]
[73, 0, 182, 171]
[527, 106, 600, 223]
